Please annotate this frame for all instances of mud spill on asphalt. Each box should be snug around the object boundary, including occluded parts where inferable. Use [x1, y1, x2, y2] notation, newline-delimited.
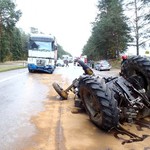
[113, 119, 150, 145]
[24, 70, 150, 150]
[135, 119, 150, 130]
[55, 102, 66, 150]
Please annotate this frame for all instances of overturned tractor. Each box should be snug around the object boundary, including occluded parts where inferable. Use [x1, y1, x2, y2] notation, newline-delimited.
[53, 56, 150, 132]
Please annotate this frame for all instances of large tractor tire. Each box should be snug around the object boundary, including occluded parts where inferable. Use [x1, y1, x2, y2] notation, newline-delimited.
[78, 76, 119, 131]
[121, 56, 150, 99]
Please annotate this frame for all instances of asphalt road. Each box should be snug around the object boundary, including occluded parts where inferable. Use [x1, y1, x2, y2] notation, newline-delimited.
[0, 68, 47, 150]
[0, 65, 150, 150]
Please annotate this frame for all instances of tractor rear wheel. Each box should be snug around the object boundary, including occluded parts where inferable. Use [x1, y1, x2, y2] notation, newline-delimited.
[78, 76, 119, 131]
[121, 56, 150, 99]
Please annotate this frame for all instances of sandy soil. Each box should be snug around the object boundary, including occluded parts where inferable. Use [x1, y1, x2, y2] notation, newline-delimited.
[24, 72, 150, 150]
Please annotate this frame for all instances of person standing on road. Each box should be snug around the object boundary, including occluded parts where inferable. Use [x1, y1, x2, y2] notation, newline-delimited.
[121, 55, 127, 65]
[120, 55, 128, 76]
[74, 60, 76, 66]
[64, 59, 69, 67]
[66, 59, 69, 67]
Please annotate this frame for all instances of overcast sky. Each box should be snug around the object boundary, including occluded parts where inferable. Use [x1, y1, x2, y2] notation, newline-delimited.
[16, 0, 98, 57]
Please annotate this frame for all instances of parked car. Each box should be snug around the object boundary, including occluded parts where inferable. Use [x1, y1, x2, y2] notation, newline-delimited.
[94, 63, 100, 70]
[94, 60, 111, 71]
[56, 59, 64, 67]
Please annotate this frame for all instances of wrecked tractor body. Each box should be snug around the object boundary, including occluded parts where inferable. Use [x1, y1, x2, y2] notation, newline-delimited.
[53, 56, 150, 132]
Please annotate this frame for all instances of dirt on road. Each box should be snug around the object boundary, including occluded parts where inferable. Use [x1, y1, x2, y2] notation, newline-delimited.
[24, 70, 150, 150]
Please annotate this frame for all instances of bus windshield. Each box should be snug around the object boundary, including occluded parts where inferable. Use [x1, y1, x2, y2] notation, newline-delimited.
[30, 40, 52, 51]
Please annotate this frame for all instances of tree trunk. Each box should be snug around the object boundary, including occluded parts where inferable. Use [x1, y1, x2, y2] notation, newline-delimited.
[135, 0, 139, 55]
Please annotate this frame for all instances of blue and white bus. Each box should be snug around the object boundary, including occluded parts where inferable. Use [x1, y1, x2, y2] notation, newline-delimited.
[27, 34, 57, 73]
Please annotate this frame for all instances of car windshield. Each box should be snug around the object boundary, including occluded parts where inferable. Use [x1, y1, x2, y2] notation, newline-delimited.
[30, 41, 52, 51]
[100, 60, 109, 64]
[103, 61, 109, 65]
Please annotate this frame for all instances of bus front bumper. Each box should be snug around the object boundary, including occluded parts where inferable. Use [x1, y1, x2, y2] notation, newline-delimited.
[28, 64, 55, 73]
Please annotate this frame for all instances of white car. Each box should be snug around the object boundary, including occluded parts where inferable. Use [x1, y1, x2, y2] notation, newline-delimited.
[56, 59, 64, 67]
[94, 60, 111, 71]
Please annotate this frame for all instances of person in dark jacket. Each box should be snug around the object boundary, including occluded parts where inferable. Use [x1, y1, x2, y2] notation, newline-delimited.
[121, 55, 127, 65]
[64, 59, 69, 67]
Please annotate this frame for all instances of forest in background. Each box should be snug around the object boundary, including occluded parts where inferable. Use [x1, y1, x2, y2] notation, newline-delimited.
[82, 0, 150, 60]
[0, 0, 149, 62]
[0, 0, 70, 62]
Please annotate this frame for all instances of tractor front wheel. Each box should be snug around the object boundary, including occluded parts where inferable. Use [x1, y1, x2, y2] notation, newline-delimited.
[52, 82, 68, 100]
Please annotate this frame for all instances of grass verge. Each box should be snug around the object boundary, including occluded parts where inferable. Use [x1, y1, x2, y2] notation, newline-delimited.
[109, 59, 121, 69]
[0, 66, 27, 73]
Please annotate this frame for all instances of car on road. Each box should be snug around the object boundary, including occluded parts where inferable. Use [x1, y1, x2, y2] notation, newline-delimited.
[94, 60, 111, 71]
[56, 59, 64, 67]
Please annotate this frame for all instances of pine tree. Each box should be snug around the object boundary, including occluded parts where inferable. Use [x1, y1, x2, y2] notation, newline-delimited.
[83, 0, 132, 59]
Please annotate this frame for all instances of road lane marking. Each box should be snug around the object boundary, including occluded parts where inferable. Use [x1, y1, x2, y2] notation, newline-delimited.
[0, 71, 27, 83]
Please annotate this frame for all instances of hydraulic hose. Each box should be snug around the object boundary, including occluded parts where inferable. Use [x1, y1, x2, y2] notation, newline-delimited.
[77, 60, 93, 75]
